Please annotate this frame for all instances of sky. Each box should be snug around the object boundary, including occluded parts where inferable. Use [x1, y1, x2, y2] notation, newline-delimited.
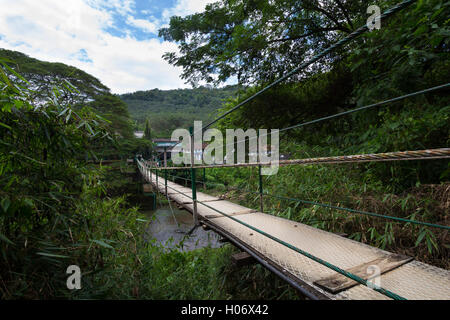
[0, 0, 218, 94]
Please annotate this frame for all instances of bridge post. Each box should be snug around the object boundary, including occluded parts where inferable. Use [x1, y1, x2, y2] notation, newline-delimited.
[259, 164, 264, 213]
[145, 162, 148, 181]
[146, 162, 148, 181]
[163, 147, 167, 167]
[164, 169, 168, 197]
[258, 132, 264, 213]
[190, 126, 199, 226]
[203, 167, 206, 190]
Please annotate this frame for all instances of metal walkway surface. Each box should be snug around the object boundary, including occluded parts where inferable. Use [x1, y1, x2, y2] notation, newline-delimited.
[142, 169, 450, 300]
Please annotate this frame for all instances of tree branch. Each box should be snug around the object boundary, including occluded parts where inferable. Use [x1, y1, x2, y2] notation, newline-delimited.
[334, 0, 354, 29]
[266, 27, 344, 44]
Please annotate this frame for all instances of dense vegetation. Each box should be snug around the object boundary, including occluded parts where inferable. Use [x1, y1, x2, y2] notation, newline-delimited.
[0, 0, 449, 300]
[120, 85, 237, 137]
[162, 0, 449, 268]
[0, 49, 153, 160]
[0, 49, 292, 300]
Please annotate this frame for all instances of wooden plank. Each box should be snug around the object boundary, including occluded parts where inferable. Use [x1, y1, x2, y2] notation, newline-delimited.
[147, 176, 450, 300]
[314, 253, 413, 294]
[205, 209, 257, 219]
[334, 232, 349, 238]
[232, 251, 256, 267]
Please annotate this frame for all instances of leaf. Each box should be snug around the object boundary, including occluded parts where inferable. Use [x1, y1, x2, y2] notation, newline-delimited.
[415, 229, 426, 246]
[13, 100, 24, 109]
[36, 252, 69, 259]
[91, 239, 114, 249]
[0, 232, 14, 245]
[0, 197, 11, 213]
[0, 122, 12, 130]
[1, 62, 29, 83]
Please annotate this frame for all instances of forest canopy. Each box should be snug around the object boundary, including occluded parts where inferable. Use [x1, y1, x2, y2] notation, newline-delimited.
[0, 49, 150, 159]
[120, 85, 237, 137]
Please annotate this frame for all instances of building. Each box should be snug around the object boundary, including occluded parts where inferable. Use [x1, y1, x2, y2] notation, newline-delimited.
[134, 131, 144, 139]
[153, 138, 179, 167]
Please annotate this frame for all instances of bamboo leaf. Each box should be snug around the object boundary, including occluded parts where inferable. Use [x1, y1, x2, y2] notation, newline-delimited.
[0, 232, 14, 245]
[36, 252, 69, 259]
[91, 239, 114, 249]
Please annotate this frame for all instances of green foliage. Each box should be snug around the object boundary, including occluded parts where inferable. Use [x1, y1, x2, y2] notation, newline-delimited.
[0, 59, 293, 300]
[349, 0, 450, 105]
[0, 57, 113, 298]
[144, 118, 152, 141]
[159, 0, 367, 85]
[204, 141, 449, 268]
[207, 0, 449, 191]
[0, 48, 145, 161]
[0, 49, 109, 104]
[121, 85, 237, 137]
[87, 94, 134, 140]
[215, 63, 353, 133]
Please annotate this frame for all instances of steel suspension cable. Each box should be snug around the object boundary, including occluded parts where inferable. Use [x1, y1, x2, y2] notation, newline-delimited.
[195, 198, 406, 300]
[144, 167, 405, 299]
[196, 0, 418, 135]
[221, 83, 450, 150]
[154, 148, 450, 170]
[185, 175, 450, 231]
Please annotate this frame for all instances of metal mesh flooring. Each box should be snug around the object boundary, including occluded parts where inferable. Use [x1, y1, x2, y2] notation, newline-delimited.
[142, 170, 450, 300]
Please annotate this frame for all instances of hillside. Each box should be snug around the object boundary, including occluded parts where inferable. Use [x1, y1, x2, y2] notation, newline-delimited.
[120, 86, 237, 137]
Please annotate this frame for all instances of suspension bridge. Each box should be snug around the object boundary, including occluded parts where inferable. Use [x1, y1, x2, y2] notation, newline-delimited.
[134, 0, 449, 300]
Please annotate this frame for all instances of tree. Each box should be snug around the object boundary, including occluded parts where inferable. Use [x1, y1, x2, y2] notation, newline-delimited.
[144, 118, 152, 141]
[159, 0, 367, 86]
[120, 85, 237, 137]
[0, 49, 109, 104]
[88, 94, 134, 140]
[0, 49, 144, 160]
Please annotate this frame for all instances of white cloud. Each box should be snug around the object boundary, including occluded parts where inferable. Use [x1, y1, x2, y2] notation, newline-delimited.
[126, 16, 158, 34]
[0, 0, 196, 94]
[87, 0, 135, 16]
[162, 0, 217, 20]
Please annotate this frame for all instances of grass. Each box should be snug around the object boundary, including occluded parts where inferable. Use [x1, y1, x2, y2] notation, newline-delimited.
[3, 152, 445, 300]
[199, 142, 449, 270]
[61, 163, 300, 300]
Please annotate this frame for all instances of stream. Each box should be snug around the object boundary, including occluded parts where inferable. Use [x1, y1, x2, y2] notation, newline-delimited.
[143, 206, 222, 252]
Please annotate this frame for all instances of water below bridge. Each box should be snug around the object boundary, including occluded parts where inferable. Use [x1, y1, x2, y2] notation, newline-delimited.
[143, 206, 222, 251]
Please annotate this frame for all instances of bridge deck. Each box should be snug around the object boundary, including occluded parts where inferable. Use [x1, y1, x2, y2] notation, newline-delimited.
[145, 172, 450, 300]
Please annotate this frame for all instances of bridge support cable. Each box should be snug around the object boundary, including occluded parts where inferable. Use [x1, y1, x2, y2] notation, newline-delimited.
[144, 168, 406, 300]
[189, 126, 199, 226]
[257, 191, 450, 231]
[161, 172, 450, 231]
[220, 83, 450, 151]
[153, 148, 450, 171]
[196, 0, 418, 135]
[195, 198, 407, 300]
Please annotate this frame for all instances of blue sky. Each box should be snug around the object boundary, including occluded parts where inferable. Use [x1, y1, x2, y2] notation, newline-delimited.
[0, 0, 219, 93]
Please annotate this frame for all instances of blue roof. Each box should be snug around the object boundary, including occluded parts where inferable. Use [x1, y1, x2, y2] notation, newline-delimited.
[155, 142, 178, 148]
